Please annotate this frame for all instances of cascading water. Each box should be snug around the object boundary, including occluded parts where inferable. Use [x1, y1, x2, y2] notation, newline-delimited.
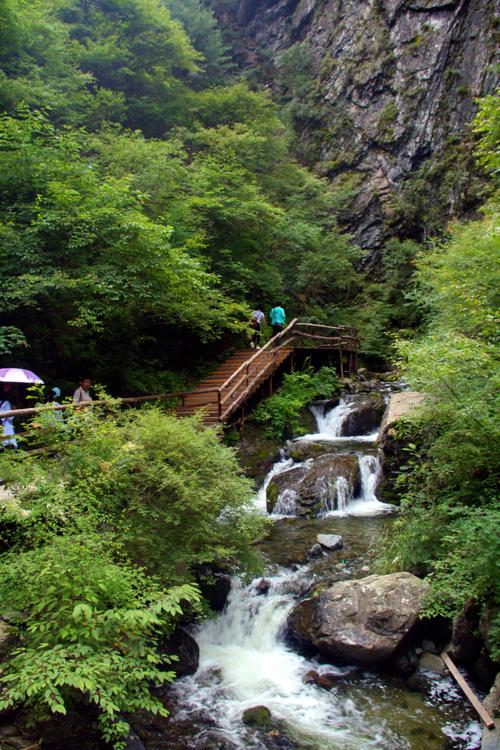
[174, 567, 480, 750]
[254, 454, 295, 513]
[308, 399, 354, 438]
[334, 475, 351, 513]
[174, 572, 402, 749]
[171, 389, 481, 750]
[305, 398, 379, 443]
[347, 454, 395, 517]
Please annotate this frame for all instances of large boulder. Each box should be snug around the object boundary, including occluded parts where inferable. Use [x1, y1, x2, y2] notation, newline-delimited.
[266, 455, 360, 516]
[287, 572, 428, 666]
[297, 455, 360, 515]
[339, 394, 386, 437]
[376, 392, 425, 504]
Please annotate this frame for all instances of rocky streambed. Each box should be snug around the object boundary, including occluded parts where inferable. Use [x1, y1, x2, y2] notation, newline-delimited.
[150, 384, 483, 750]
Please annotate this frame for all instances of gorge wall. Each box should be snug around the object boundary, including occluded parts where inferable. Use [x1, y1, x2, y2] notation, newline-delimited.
[210, 0, 499, 257]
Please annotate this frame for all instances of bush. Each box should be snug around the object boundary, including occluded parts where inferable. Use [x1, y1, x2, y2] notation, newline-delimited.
[380, 199, 500, 655]
[253, 365, 339, 439]
[0, 534, 200, 747]
[0, 407, 266, 745]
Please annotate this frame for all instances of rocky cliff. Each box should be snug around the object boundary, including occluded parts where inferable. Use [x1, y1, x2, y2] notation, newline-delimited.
[210, 0, 499, 255]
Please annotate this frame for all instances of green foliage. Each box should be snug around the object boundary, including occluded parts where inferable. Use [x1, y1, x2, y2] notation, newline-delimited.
[0, 408, 266, 581]
[164, 0, 230, 84]
[0, 110, 245, 388]
[473, 90, 500, 175]
[380, 200, 500, 653]
[344, 238, 422, 358]
[377, 101, 398, 138]
[0, 407, 265, 743]
[253, 365, 339, 439]
[0, 1, 363, 384]
[0, 325, 26, 354]
[0, 534, 200, 746]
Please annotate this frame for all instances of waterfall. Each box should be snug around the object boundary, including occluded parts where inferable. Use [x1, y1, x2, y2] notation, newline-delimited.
[301, 398, 379, 443]
[347, 454, 395, 517]
[173, 569, 480, 750]
[254, 454, 295, 513]
[308, 400, 353, 438]
[171, 385, 480, 750]
[273, 487, 297, 515]
[174, 571, 404, 749]
[336, 476, 352, 513]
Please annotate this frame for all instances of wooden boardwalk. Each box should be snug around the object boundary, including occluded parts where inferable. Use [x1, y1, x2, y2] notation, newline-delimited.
[177, 346, 293, 425]
[175, 319, 358, 426]
[0, 320, 358, 430]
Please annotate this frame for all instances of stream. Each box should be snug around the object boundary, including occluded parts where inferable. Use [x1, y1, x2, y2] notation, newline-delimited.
[159, 394, 482, 750]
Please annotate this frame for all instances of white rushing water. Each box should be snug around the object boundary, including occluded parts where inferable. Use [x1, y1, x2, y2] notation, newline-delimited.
[323, 453, 395, 518]
[302, 399, 379, 443]
[268, 398, 394, 518]
[254, 454, 296, 513]
[176, 571, 402, 749]
[175, 568, 480, 750]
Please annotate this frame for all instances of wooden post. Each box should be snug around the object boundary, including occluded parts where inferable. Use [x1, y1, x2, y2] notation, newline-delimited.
[339, 348, 344, 379]
[440, 652, 496, 729]
[217, 389, 222, 419]
[240, 405, 245, 439]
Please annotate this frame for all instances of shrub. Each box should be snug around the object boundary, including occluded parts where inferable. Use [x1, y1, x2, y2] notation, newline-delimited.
[253, 365, 339, 439]
[0, 407, 266, 745]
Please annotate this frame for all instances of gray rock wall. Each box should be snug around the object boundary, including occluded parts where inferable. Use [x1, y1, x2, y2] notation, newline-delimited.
[210, 0, 499, 253]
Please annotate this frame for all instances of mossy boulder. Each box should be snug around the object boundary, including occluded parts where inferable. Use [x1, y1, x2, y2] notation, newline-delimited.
[266, 465, 309, 514]
[287, 438, 376, 462]
[242, 705, 272, 727]
[266, 454, 360, 517]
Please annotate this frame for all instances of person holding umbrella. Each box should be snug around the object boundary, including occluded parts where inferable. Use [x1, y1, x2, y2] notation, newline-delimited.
[0, 368, 44, 448]
[0, 383, 17, 448]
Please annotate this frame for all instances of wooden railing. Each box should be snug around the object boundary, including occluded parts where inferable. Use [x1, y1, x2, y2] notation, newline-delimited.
[216, 319, 358, 421]
[0, 320, 358, 425]
[0, 389, 219, 421]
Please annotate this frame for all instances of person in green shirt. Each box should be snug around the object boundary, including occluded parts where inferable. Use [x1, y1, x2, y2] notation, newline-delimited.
[269, 305, 286, 337]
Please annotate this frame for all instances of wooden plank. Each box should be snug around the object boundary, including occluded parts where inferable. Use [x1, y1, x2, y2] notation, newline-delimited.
[440, 652, 496, 729]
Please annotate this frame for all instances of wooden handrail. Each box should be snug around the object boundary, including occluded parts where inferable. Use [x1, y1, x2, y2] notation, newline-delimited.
[0, 319, 360, 427]
[219, 318, 298, 399]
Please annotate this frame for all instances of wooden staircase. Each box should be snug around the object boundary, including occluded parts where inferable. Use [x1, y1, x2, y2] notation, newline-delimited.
[0, 320, 359, 432]
[177, 347, 293, 424]
[175, 318, 359, 426]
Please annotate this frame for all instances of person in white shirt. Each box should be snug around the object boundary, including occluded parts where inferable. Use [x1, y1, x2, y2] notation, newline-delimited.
[250, 308, 266, 349]
[72, 378, 92, 404]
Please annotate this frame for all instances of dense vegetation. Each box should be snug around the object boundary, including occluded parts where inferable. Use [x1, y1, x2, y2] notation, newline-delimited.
[382, 94, 500, 655]
[253, 365, 339, 439]
[0, 408, 264, 744]
[0, 0, 498, 743]
[0, 0, 370, 393]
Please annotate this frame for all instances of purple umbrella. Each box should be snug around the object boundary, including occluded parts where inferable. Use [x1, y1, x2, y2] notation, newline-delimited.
[0, 368, 44, 384]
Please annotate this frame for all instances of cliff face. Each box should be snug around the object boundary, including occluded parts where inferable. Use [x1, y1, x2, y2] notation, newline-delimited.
[211, 0, 499, 254]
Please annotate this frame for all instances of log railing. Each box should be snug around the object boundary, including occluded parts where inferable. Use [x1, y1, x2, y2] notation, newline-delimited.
[0, 320, 358, 425]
